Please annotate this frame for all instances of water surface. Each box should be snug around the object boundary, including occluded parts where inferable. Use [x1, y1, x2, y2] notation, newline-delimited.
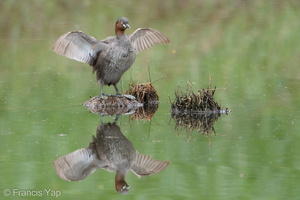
[1, 1, 300, 199]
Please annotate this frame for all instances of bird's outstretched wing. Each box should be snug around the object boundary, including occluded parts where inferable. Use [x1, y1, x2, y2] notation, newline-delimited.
[128, 28, 170, 54]
[52, 31, 107, 66]
[53, 147, 106, 181]
[130, 152, 170, 177]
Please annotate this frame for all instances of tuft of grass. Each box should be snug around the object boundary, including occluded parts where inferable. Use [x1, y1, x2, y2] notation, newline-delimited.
[171, 81, 229, 115]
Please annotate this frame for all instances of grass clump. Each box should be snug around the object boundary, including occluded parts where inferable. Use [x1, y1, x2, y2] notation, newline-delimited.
[171, 81, 229, 115]
[126, 82, 159, 105]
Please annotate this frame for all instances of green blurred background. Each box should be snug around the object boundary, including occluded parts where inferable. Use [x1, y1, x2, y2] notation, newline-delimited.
[1, 0, 300, 199]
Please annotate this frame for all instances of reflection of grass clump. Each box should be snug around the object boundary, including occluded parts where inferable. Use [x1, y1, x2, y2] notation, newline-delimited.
[172, 112, 220, 134]
[171, 81, 229, 114]
[126, 82, 159, 105]
[131, 104, 158, 121]
[172, 112, 223, 145]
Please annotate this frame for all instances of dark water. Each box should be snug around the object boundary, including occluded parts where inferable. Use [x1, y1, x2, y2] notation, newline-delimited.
[1, 1, 300, 199]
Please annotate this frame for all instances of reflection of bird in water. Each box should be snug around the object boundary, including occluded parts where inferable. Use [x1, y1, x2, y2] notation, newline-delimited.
[53, 117, 169, 193]
[52, 17, 170, 97]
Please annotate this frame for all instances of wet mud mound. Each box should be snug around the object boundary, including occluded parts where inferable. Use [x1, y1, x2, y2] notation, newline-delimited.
[83, 95, 143, 115]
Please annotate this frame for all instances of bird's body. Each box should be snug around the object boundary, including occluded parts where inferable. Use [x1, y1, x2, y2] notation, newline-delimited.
[93, 34, 136, 92]
[52, 17, 170, 96]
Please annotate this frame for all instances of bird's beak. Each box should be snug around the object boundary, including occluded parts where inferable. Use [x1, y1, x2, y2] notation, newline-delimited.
[124, 185, 130, 190]
[124, 23, 130, 28]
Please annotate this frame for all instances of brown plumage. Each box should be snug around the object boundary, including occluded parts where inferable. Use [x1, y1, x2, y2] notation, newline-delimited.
[52, 17, 170, 96]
